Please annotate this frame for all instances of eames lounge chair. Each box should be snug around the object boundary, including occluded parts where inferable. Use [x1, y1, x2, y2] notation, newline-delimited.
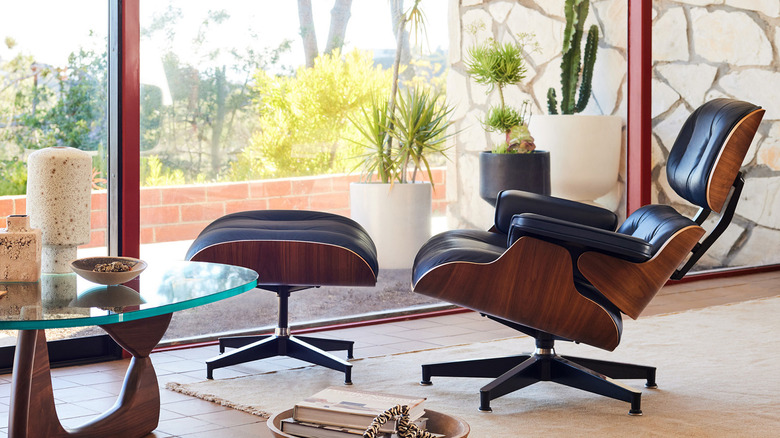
[411, 99, 764, 414]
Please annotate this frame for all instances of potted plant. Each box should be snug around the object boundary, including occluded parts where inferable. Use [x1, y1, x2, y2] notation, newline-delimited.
[349, 1, 455, 270]
[464, 34, 551, 206]
[530, 0, 622, 204]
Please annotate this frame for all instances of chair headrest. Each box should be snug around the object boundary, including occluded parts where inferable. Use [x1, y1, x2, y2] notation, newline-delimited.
[667, 98, 762, 212]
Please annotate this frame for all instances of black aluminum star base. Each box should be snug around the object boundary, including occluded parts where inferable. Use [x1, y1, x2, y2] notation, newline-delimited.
[205, 286, 354, 384]
[420, 334, 655, 415]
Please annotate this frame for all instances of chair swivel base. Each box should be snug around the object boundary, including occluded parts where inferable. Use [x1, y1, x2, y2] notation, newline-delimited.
[420, 339, 655, 415]
[206, 329, 354, 384]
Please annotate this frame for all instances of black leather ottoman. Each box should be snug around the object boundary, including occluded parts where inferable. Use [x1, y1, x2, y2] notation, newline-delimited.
[186, 210, 379, 383]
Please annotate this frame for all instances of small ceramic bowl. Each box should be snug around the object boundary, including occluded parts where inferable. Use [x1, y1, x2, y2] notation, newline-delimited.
[70, 257, 147, 285]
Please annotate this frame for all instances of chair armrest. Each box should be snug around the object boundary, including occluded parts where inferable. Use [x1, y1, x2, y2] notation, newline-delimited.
[508, 213, 653, 263]
[494, 190, 618, 234]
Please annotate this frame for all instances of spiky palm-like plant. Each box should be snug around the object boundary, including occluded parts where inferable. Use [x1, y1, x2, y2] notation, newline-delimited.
[349, 0, 455, 185]
[547, 0, 599, 115]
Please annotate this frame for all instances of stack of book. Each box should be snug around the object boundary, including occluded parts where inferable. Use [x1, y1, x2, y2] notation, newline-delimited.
[280, 387, 434, 438]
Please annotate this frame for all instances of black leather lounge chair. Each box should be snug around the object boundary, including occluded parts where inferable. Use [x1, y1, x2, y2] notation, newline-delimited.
[186, 210, 378, 384]
[411, 99, 764, 414]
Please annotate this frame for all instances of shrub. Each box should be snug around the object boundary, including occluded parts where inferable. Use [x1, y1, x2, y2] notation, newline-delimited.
[229, 49, 392, 180]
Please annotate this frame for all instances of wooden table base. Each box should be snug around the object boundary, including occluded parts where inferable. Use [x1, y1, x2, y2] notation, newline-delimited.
[8, 313, 172, 438]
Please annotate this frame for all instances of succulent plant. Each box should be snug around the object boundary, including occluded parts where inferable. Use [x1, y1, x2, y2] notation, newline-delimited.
[547, 0, 599, 115]
[465, 34, 537, 153]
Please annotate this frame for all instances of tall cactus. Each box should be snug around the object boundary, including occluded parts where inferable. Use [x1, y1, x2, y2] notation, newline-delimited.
[547, 0, 599, 115]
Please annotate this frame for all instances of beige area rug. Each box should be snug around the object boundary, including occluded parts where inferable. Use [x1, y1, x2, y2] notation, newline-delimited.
[166, 297, 780, 437]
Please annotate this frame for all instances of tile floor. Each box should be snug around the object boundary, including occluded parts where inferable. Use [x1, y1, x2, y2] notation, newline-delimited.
[0, 270, 777, 437]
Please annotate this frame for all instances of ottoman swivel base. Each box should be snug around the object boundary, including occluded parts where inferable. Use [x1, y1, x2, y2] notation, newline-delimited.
[206, 285, 355, 384]
[207, 332, 353, 384]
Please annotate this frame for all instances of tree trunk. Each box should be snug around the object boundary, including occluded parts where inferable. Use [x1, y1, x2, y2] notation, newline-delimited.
[387, 1, 406, 182]
[325, 0, 353, 55]
[210, 66, 227, 178]
[390, 0, 414, 81]
[297, 0, 319, 68]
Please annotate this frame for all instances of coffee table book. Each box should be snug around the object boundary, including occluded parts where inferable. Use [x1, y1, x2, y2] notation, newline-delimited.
[280, 419, 365, 438]
[281, 417, 431, 438]
[292, 387, 426, 433]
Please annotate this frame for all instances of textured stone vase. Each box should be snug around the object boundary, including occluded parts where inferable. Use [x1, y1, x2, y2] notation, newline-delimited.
[26, 147, 92, 273]
[0, 215, 42, 281]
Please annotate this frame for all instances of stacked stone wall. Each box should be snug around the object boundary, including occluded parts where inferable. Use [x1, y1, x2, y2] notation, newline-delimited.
[447, 0, 780, 271]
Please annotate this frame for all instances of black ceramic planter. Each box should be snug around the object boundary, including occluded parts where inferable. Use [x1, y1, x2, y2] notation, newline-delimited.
[479, 150, 551, 206]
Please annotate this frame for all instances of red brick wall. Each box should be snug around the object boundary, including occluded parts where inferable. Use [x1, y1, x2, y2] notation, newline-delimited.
[0, 169, 446, 248]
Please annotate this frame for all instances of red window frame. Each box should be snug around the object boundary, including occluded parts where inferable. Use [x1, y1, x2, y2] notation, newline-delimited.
[118, 0, 140, 258]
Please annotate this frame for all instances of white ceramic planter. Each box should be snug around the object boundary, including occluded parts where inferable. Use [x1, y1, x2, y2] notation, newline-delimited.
[350, 182, 432, 270]
[529, 115, 622, 203]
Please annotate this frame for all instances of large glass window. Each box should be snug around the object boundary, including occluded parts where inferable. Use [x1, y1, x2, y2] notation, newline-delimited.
[649, 4, 780, 272]
[0, 2, 109, 345]
[137, 1, 450, 343]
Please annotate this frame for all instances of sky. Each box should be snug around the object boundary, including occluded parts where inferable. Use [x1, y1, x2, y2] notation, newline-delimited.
[0, 0, 449, 70]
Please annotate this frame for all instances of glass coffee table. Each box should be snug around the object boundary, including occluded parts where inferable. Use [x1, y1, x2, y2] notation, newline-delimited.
[0, 261, 258, 438]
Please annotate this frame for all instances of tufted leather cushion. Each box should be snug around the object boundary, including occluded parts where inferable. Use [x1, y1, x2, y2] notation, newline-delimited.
[494, 190, 618, 234]
[617, 204, 698, 255]
[667, 98, 760, 209]
[186, 210, 379, 276]
[412, 230, 507, 285]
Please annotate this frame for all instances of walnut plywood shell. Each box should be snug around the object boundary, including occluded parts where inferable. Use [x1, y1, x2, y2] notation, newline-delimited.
[707, 108, 764, 212]
[413, 236, 621, 351]
[190, 241, 377, 287]
[578, 225, 705, 320]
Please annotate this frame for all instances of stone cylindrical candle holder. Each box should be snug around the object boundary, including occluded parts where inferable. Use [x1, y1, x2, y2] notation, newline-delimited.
[0, 215, 42, 281]
[26, 147, 92, 273]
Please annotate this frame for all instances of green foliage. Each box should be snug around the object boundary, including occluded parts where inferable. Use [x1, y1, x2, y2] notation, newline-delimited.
[483, 106, 523, 135]
[578, 26, 598, 112]
[349, 1, 454, 186]
[0, 158, 27, 196]
[464, 34, 537, 153]
[140, 6, 294, 183]
[140, 85, 163, 150]
[487, 102, 534, 154]
[4, 49, 107, 151]
[350, 97, 394, 183]
[230, 49, 393, 180]
[465, 40, 527, 94]
[547, 0, 599, 115]
[391, 87, 454, 184]
[141, 155, 186, 186]
[546, 88, 558, 115]
[350, 87, 454, 185]
[352, 0, 455, 185]
[0, 46, 108, 195]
